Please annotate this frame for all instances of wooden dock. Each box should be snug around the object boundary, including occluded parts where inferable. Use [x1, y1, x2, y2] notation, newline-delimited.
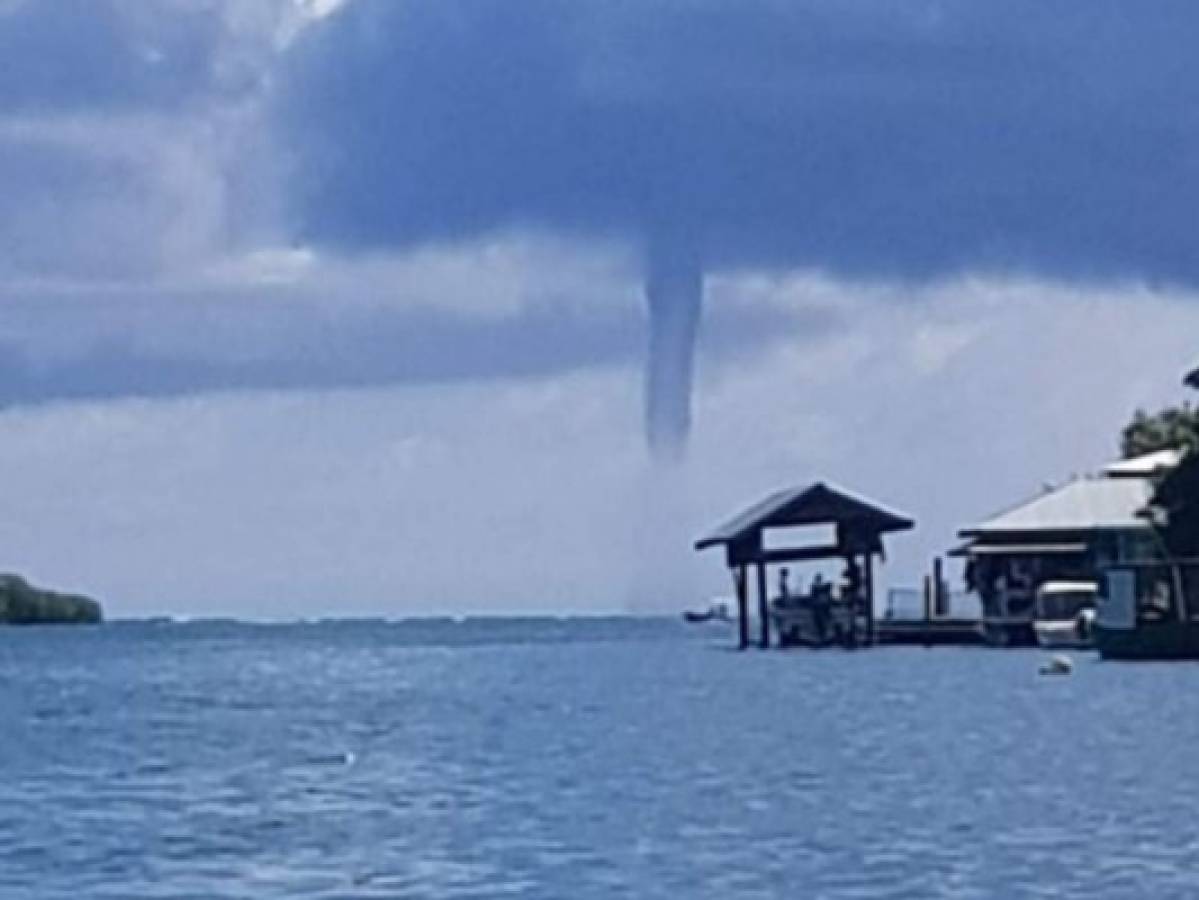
[875, 617, 986, 646]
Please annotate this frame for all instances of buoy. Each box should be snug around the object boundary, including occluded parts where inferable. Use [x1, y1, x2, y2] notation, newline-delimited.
[1039, 654, 1073, 676]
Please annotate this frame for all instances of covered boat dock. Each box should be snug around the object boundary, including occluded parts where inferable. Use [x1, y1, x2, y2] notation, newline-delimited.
[695, 482, 914, 649]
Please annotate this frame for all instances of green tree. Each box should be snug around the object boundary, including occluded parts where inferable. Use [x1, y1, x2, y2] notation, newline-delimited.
[0, 574, 102, 625]
[1121, 403, 1199, 459]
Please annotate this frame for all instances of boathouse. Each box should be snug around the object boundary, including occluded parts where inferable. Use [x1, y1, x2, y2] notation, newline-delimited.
[1090, 368, 1199, 658]
[1120, 446, 1199, 622]
[695, 482, 914, 649]
[954, 451, 1177, 645]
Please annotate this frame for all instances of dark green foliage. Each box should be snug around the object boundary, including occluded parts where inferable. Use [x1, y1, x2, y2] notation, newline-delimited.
[0, 574, 103, 625]
[1121, 403, 1199, 459]
[1152, 454, 1199, 559]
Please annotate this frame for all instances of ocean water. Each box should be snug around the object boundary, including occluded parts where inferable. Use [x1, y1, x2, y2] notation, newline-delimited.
[3, 619, 1199, 899]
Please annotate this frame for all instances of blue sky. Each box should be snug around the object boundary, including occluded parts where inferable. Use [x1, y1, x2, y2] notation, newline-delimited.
[0, 0, 1196, 617]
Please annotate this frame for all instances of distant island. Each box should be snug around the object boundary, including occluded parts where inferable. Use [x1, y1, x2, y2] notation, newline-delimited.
[0, 574, 103, 625]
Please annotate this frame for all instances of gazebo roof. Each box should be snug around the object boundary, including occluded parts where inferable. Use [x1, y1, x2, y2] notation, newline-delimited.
[696, 481, 914, 551]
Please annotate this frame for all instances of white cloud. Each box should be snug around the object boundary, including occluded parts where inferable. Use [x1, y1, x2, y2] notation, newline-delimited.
[0, 103, 272, 281]
[909, 322, 982, 375]
[0, 230, 646, 392]
[200, 231, 639, 316]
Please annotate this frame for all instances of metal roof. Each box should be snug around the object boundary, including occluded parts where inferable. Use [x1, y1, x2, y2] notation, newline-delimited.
[1103, 449, 1182, 478]
[960, 476, 1153, 536]
[696, 481, 914, 550]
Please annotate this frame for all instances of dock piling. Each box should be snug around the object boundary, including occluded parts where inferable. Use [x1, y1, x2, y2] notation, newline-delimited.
[735, 565, 749, 650]
[756, 563, 770, 649]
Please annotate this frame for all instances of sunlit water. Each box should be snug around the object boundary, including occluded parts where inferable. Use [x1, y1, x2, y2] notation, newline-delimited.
[3, 618, 1199, 899]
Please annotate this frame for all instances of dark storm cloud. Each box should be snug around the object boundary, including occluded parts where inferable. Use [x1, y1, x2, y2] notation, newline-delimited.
[4, 0, 1196, 423]
[277, 0, 1199, 283]
[0, 298, 821, 408]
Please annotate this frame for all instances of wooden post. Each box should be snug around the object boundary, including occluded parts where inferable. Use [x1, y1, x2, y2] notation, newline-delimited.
[933, 556, 945, 617]
[735, 566, 749, 650]
[864, 552, 875, 645]
[1174, 563, 1187, 622]
[757, 562, 770, 649]
[923, 573, 933, 648]
[848, 553, 858, 651]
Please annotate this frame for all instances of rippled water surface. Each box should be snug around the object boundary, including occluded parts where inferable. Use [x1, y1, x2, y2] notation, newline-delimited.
[4, 619, 1199, 898]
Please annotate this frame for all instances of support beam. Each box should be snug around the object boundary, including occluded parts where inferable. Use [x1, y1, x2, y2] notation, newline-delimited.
[1176, 564, 1189, 622]
[845, 553, 858, 649]
[735, 566, 749, 650]
[864, 552, 876, 645]
[922, 572, 933, 648]
[756, 563, 770, 649]
[933, 556, 946, 616]
[750, 546, 845, 565]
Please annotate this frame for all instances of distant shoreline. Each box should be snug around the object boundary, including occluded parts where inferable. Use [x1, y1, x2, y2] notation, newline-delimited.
[0, 574, 103, 626]
[104, 612, 685, 626]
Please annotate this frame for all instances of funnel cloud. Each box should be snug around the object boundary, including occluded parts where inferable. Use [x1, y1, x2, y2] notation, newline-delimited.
[275, 1, 1199, 451]
[5, 1, 1199, 446]
[644, 236, 703, 458]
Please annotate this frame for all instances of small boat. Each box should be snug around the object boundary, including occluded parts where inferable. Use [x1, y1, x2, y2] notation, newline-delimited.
[1032, 581, 1097, 649]
[683, 602, 731, 624]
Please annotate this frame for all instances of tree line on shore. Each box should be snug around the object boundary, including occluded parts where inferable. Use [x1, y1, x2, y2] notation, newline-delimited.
[1122, 403, 1199, 459]
[1121, 367, 1199, 460]
[0, 574, 103, 625]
